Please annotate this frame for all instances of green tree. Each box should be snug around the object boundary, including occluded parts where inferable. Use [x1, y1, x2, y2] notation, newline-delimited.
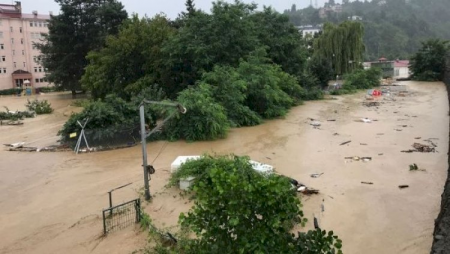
[410, 39, 449, 81]
[307, 56, 334, 88]
[250, 7, 308, 77]
[314, 21, 365, 75]
[172, 155, 343, 253]
[82, 15, 175, 99]
[38, 0, 127, 97]
[164, 83, 230, 141]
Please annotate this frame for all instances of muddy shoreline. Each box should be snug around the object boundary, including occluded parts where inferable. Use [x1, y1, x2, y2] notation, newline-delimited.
[431, 63, 450, 254]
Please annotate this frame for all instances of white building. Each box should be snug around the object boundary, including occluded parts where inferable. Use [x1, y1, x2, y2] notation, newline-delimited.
[297, 25, 322, 38]
[0, 2, 50, 91]
[394, 60, 410, 79]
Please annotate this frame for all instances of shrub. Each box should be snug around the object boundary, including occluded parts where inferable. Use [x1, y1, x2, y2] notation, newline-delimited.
[200, 65, 262, 127]
[0, 88, 20, 96]
[25, 99, 54, 114]
[162, 154, 344, 254]
[58, 95, 138, 144]
[38, 86, 58, 93]
[164, 84, 229, 141]
[343, 68, 381, 90]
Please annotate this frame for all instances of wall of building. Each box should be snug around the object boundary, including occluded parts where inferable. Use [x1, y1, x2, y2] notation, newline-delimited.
[0, 11, 49, 90]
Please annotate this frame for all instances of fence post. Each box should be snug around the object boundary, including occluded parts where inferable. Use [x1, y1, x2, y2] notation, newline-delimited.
[102, 210, 107, 235]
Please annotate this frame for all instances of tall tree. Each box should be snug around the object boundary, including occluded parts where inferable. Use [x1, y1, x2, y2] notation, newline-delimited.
[38, 0, 127, 97]
[250, 7, 308, 77]
[314, 21, 365, 75]
[186, 0, 196, 15]
[82, 15, 175, 99]
[410, 39, 449, 81]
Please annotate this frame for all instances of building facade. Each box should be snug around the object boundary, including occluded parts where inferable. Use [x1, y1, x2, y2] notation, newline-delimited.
[296, 25, 322, 38]
[0, 2, 50, 91]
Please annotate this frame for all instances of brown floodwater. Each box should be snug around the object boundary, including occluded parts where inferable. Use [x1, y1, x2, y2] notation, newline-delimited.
[0, 81, 448, 253]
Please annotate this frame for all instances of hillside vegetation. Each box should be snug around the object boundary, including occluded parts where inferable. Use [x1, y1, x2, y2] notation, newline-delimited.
[285, 0, 450, 60]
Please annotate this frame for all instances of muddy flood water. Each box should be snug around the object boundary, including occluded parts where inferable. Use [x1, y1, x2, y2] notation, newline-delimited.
[0, 81, 448, 254]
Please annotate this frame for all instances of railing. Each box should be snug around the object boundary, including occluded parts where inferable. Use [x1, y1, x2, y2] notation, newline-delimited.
[102, 198, 141, 235]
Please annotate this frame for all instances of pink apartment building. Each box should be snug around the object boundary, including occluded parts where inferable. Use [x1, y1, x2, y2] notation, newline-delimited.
[0, 1, 50, 90]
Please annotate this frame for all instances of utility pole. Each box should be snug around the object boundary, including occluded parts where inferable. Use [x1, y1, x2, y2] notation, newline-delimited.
[139, 100, 186, 200]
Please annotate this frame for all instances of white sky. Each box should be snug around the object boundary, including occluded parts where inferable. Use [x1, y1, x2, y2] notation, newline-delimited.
[17, 0, 335, 19]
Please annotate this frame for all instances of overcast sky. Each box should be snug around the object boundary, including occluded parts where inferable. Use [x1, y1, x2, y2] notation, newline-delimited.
[18, 0, 334, 19]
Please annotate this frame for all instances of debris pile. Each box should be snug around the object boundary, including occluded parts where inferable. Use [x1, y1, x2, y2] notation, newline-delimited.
[402, 143, 436, 153]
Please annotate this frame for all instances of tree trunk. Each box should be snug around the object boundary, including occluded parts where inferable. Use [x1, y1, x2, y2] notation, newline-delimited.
[71, 90, 77, 99]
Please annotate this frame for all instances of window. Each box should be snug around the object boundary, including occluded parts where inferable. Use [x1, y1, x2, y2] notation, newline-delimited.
[44, 22, 48, 27]
[2, 56, 5, 62]
[39, 22, 42, 27]
[19, 27, 22, 33]
[30, 22, 33, 27]
[21, 38, 23, 44]
[23, 62, 25, 67]
[38, 67, 43, 72]
[2, 68, 6, 73]
[34, 67, 37, 72]
[11, 38, 14, 44]
[12, 50, 15, 55]
[35, 78, 39, 83]
[13, 62, 16, 68]
[32, 44, 37, 50]
[40, 78, 45, 82]
[0, 44, 4, 50]
[22, 50, 24, 55]
[34, 22, 38, 27]
[10, 27, 13, 32]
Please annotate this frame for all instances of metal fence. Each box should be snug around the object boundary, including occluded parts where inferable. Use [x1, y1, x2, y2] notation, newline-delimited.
[102, 199, 141, 235]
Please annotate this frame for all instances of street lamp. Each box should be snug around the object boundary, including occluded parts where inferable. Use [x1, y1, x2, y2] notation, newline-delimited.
[139, 100, 187, 200]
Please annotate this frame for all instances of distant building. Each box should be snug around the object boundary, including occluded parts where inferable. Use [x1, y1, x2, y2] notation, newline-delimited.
[296, 25, 322, 38]
[0, 1, 50, 91]
[364, 58, 410, 79]
[394, 60, 410, 79]
[348, 15, 363, 21]
[378, 0, 387, 6]
[319, 4, 342, 18]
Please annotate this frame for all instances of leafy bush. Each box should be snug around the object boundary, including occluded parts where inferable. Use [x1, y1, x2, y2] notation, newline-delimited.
[200, 65, 262, 127]
[71, 99, 91, 108]
[0, 88, 20, 96]
[164, 84, 229, 141]
[58, 95, 138, 144]
[38, 86, 58, 93]
[25, 99, 54, 114]
[161, 154, 343, 254]
[0, 107, 35, 121]
[343, 68, 381, 90]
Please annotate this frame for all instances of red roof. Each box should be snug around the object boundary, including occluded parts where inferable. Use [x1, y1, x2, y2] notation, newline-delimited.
[394, 60, 409, 68]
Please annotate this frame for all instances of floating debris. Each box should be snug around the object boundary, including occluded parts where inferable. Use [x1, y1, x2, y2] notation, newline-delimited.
[310, 173, 324, 178]
[399, 185, 409, 189]
[340, 141, 351, 146]
[361, 182, 374, 185]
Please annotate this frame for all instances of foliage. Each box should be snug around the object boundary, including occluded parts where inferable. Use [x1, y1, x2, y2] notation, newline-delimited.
[285, 0, 450, 61]
[164, 84, 229, 141]
[409, 163, 419, 171]
[38, 86, 58, 93]
[25, 99, 54, 114]
[410, 39, 449, 81]
[37, 0, 127, 96]
[307, 56, 334, 88]
[162, 155, 343, 254]
[343, 68, 382, 90]
[314, 21, 365, 75]
[0, 88, 20, 96]
[58, 95, 138, 144]
[82, 15, 175, 99]
[293, 229, 343, 253]
[0, 107, 35, 121]
[71, 99, 91, 108]
[199, 65, 262, 127]
[239, 50, 296, 118]
[250, 7, 308, 77]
